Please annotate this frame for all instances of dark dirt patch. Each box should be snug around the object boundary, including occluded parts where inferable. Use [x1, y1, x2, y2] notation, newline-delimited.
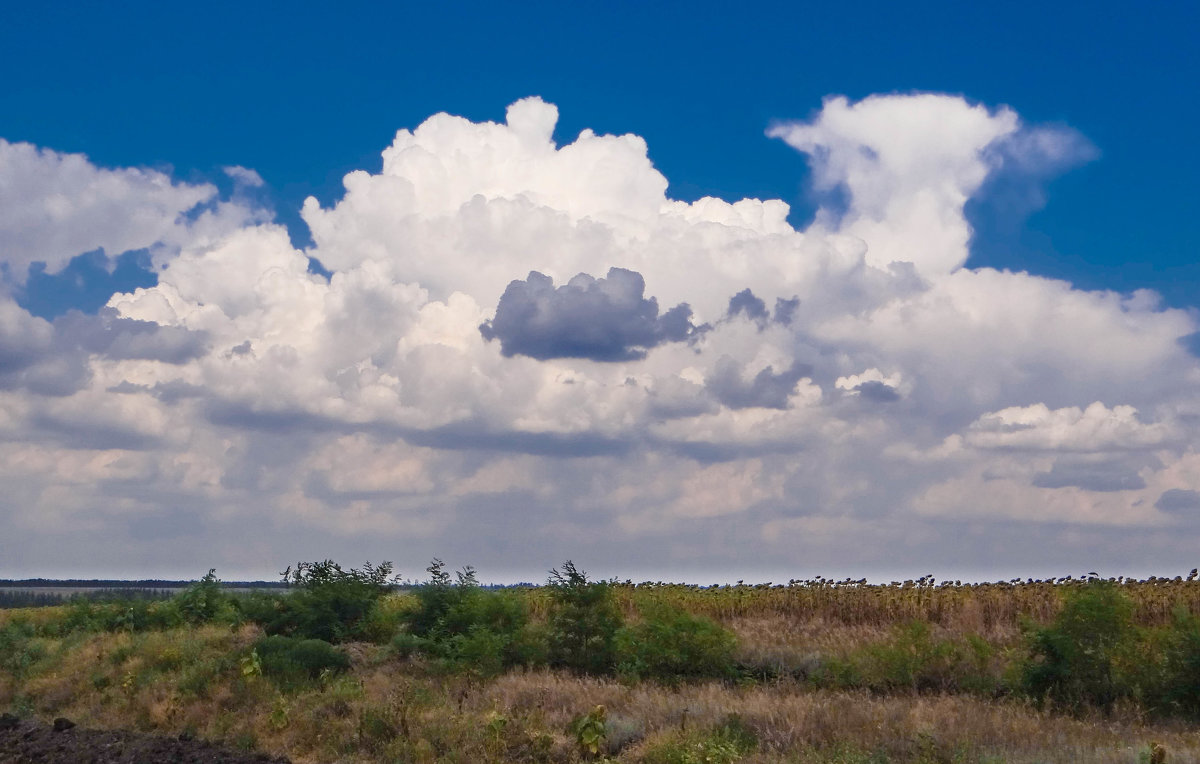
[0, 715, 291, 763]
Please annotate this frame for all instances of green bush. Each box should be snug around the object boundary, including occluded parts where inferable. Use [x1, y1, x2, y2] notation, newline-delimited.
[616, 605, 737, 681]
[1022, 580, 1135, 711]
[255, 560, 398, 643]
[860, 621, 996, 694]
[0, 620, 43, 680]
[400, 560, 536, 675]
[547, 561, 623, 675]
[1147, 607, 1200, 717]
[252, 635, 350, 690]
[174, 569, 233, 625]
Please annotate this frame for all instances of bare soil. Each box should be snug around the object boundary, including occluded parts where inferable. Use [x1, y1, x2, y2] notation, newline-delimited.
[0, 715, 290, 764]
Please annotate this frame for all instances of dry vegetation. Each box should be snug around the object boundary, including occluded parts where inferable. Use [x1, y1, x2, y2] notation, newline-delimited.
[4, 571, 1200, 763]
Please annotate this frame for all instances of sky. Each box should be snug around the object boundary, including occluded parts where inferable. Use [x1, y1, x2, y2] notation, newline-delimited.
[0, 1, 1198, 582]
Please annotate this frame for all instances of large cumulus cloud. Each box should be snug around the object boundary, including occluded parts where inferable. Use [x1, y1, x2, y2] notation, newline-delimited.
[1, 94, 1199, 581]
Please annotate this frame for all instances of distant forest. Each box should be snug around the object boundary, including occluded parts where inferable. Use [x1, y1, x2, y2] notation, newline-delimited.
[0, 579, 288, 609]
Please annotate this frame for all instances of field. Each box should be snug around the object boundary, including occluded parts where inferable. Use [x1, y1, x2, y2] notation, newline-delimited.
[3, 565, 1200, 763]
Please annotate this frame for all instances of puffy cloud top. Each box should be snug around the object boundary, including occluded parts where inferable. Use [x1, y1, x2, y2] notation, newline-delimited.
[0, 140, 216, 280]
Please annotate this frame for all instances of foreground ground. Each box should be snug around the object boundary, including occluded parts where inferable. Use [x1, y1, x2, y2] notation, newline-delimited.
[2, 620, 1198, 762]
[5, 574, 1200, 762]
[0, 713, 290, 763]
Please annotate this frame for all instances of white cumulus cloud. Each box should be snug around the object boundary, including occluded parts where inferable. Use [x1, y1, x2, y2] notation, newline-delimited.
[0, 93, 1197, 580]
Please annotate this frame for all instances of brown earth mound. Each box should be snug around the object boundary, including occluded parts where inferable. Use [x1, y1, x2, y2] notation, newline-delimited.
[0, 714, 290, 764]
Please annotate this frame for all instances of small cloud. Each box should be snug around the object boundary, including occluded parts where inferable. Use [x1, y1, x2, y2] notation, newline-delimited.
[1032, 459, 1147, 492]
[856, 380, 901, 402]
[727, 289, 768, 322]
[480, 268, 699, 361]
[1156, 489, 1200, 514]
[706, 356, 812, 410]
[222, 165, 265, 188]
[836, 369, 904, 402]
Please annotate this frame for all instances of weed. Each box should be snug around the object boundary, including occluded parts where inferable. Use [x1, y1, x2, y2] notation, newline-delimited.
[568, 704, 608, 758]
[641, 715, 758, 764]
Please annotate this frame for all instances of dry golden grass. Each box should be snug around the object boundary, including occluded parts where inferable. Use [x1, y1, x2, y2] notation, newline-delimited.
[6, 575, 1200, 762]
[6, 621, 1200, 763]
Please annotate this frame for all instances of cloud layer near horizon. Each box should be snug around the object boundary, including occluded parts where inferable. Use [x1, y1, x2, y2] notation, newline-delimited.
[1, 94, 1197, 581]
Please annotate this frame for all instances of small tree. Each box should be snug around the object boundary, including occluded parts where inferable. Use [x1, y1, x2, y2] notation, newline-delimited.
[546, 561, 622, 675]
[175, 569, 231, 625]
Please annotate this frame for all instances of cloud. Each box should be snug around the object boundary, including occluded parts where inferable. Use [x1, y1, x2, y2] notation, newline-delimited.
[1157, 489, 1200, 515]
[0, 140, 217, 281]
[965, 402, 1174, 452]
[706, 357, 813, 410]
[768, 94, 1019, 275]
[1032, 459, 1148, 492]
[480, 267, 697, 361]
[223, 165, 265, 188]
[1, 93, 1199, 580]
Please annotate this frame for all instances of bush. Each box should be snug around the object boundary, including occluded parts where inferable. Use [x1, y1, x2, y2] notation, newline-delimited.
[255, 560, 398, 643]
[174, 569, 233, 625]
[401, 560, 536, 675]
[1146, 607, 1200, 717]
[547, 561, 622, 675]
[1022, 580, 1135, 711]
[616, 605, 737, 681]
[0, 620, 43, 680]
[859, 621, 997, 694]
[252, 635, 350, 689]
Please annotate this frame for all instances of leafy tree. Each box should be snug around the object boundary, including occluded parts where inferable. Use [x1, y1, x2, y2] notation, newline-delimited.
[546, 561, 622, 675]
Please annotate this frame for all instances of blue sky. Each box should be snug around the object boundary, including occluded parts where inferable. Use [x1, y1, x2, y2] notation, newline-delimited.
[1, 2, 1199, 581]
[4, 1, 1197, 309]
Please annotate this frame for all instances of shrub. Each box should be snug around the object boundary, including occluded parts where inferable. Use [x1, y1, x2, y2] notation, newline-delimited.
[252, 635, 350, 690]
[615, 605, 737, 681]
[0, 620, 43, 680]
[1149, 607, 1200, 717]
[174, 569, 233, 625]
[257, 560, 399, 643]
[547, 561, 622, 675]
[1022, 579, 1135, 711]
[401, 560, 535, 675]
[858, 621, 997, 694]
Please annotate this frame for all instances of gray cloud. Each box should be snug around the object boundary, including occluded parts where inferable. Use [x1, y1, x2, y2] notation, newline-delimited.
[56, 311, 209, 364]
[726, 289, 801, 328]
[1032, 459, 1148, 492]
[727, 289, 768, 322]
[855, 380, 901, 403]
[480, 268, 698, 361]
[1156, 489, 1200, 515]
[706, 356, 813, 410]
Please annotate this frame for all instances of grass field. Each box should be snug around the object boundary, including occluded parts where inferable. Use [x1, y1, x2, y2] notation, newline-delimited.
[3, 568, 1199, 762]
